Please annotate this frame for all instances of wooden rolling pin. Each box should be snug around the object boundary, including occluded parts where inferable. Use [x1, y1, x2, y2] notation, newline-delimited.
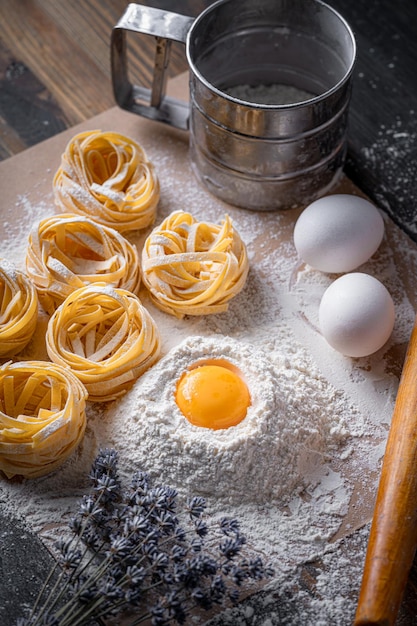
[355, 316, 417, 625]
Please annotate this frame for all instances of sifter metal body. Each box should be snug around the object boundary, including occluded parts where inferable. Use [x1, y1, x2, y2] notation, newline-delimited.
[111, 0, 356, 210]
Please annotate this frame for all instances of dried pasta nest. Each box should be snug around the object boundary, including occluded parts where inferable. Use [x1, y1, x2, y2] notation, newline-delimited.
[53, 130, 159, 233]
[0, 259, 39, 358]
[141, 211, 249, 318]
[46, 284, 161, 402]
[26, 213, 141, 315]
[0, 360, 88, 479]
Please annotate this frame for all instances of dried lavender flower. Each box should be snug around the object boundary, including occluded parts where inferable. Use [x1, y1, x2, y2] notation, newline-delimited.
[17, 448, 274, 626]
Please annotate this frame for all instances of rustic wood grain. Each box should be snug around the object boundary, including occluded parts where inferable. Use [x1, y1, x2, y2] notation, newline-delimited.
[329, 0, 417, 245]
[2, 0, 417, 247]
[0, 0, 117, 124]
[0, 0, 207, 160]
[1, 2, 417, 624]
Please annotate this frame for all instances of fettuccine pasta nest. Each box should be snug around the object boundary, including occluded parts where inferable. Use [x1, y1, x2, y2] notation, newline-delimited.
[53, 130, 159, 233]
[141, 211, 249, 317]
[0, 360, 87, 479]
[46, 284, 161, 402]
[26, 214, 141, 315]
[0, 260, 39, 358]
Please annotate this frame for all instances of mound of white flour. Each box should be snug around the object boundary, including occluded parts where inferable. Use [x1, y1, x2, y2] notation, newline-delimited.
[104, 335, 351, 505]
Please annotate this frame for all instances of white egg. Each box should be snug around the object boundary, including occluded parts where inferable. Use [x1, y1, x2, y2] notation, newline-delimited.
[319, 273, 395, 357]
[293, 194, 385, 273]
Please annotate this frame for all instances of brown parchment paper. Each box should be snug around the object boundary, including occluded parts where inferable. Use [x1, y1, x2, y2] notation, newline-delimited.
[1, 72, 417, 568]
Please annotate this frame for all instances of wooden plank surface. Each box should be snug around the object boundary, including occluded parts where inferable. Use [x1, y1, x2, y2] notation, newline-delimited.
[1, 2, 417, 625]
[1, 0, 417, 244]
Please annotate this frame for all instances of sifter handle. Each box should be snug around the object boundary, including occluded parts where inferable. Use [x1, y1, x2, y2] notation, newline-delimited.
[111, 3, 194, 129]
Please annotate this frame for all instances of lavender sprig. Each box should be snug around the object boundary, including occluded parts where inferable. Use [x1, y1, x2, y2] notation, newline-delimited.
[17, 448, 274, 626]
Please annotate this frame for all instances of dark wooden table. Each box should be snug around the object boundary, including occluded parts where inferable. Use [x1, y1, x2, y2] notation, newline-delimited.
[2, 0, 417, 242]
[1, 1, 417, 624]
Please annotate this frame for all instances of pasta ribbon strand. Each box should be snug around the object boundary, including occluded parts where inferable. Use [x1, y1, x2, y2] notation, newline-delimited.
[53, 130, 159, 233]
[141, 211, 249, 317]
[26, 214, 141, 314]
[46, 285, 161, 402]
[0, 259, 39, 357]
[0, 361, 87, 479]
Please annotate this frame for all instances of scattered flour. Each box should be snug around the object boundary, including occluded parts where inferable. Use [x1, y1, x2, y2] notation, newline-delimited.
[104, 335, 351, 507]
[359, 114, 417, 241]
[1, 124, 416, 624]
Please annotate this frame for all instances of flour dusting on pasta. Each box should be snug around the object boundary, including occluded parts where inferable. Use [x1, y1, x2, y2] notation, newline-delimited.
[1, 123, 416, 624]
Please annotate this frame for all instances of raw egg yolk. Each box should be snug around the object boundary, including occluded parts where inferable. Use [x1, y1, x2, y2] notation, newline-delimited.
[175, 363, 251, 430]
